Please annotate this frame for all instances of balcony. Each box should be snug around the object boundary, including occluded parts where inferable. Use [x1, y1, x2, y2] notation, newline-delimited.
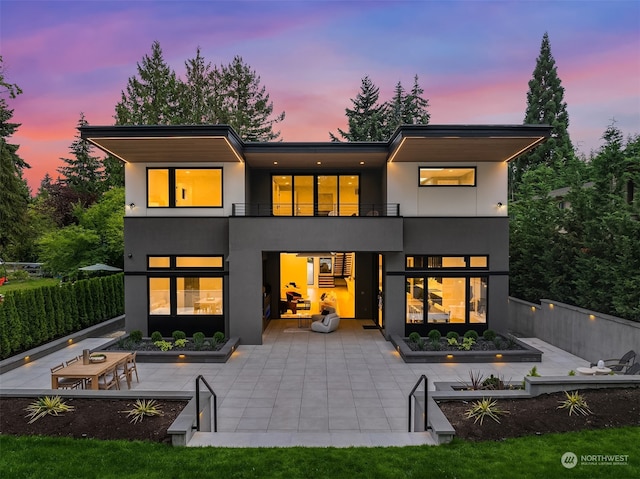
[232, 203, 400, 217]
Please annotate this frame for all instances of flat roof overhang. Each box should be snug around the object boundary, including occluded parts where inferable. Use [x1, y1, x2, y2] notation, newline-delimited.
[80, 125, 245, 164]
[388, 125, 552, 163]
[80, 123, 551, 167]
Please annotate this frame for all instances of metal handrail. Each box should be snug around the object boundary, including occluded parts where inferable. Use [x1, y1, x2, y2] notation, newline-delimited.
[232, 203, 400, 217]
[408, 374, 428, 432]
[194, 374, 217, 432]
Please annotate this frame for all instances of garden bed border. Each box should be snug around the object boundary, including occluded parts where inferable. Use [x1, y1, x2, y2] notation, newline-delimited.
[96, 334, 240, 363]
[0, 388, 208, 447]
[390, 333, 543, 363]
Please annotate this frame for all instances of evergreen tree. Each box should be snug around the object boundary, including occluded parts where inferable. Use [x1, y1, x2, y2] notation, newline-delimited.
[102, 154, 124, 189]
[181, 47, 221, 124]
[330, 76, 387, 142]
[57, 113, 104, 200]
[512, 33, 574, 195]
[115, 41, 182, 125]
[0, 56, 30, 261]
[217, 56, 285, 141]
[382, 75, 430, 138]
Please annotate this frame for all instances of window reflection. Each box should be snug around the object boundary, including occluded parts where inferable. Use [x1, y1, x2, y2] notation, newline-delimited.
[177, 277, 223, 315]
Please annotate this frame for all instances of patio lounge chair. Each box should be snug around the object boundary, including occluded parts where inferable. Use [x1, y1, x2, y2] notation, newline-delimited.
[624, 362, 640, 375]
[591, 350, 636, 374]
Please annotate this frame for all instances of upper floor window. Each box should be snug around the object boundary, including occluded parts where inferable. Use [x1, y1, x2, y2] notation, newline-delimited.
[147, 168, 222, 207]
[148, 255, 224, 270]
[272, 174, 359, 216]
[419, 167, 476, 187]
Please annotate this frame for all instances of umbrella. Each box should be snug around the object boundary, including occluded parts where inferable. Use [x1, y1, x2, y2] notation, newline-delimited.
[78, 263, 122, 272]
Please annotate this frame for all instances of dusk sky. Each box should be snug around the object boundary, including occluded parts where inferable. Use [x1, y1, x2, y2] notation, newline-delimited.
[2, 0, 639, 191]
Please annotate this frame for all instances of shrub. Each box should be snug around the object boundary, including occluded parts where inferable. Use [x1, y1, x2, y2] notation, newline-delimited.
[408, 332, 421, 342]
[172, 330, 186, 341]
[568, 370, 576, 376]
[150, 331, 163, 342]
[129, 330, 143, 343]
[430, 339, 441, 351]
[447, 337, 459, 346]
[416, 338, 425, 350]
[174, 338, 188, 347]
[193, 332, 206, 349]
[213, 331, 225, 344]
[427, 329, 441, 341]
[154, 340, 173, 351]
[482, 374, 506, 390]
[483, 329, 497, 341]
[463, 330, 478, 340]
[557, 391, 591, 416]
[459, 337, 475, 350]
[25, 396, 74, 424]
[465, 398, 508, 425]
[446, 331, 459, 340]
[493, 337, 503, 350]
[464, 370, 485, 390]
[121, 399, 163, 424]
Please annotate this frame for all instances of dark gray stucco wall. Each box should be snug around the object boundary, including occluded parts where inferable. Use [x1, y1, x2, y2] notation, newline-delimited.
[228, 217, 403, 344]
[123, 217, 229, 335]
[385, 217, 510, 337]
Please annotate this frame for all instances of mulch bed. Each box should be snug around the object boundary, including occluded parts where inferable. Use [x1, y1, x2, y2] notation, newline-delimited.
[438, 387, 640, 442]
[0, 398, 188, 444]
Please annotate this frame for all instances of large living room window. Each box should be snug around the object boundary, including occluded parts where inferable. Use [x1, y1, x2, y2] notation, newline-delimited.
[419, 167, 476, 186]
[405, 255, 488, 325]
[272, 174, 359, 216]
[147, 256, 224, 316]
[147, 168, 222, 207]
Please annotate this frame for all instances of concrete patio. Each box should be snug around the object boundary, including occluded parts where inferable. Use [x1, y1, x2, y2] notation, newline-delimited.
[0, 319, 592, 447]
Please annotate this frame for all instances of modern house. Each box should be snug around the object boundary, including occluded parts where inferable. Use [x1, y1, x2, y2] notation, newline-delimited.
[81, 124, 550, 345]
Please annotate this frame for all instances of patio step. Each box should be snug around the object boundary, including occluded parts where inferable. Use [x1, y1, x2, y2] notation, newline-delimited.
[187, 431, 436, 448]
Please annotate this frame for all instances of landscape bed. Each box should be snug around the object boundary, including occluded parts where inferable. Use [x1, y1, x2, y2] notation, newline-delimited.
[390, 333, 543, 363]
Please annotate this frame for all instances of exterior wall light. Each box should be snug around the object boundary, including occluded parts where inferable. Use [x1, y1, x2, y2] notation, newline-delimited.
[129, 203, 135, 209]
[497, 202, 503, 208]
[446, 354, 454, 359]
[495, 354, 503, 359]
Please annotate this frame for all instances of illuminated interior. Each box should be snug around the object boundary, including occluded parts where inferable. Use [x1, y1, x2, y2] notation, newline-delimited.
[176, 277, 223, 315]
[419, 167, 475, 186]
[272, 175, 359, 216]
[279, 252, 355, 317]
[147, 168, 222, 207]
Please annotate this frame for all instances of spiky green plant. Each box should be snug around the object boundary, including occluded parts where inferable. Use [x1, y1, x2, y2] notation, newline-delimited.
[465, 398, 508, 425]
[557, 391, 592, 416]
[121, 399, 163, 424]
[24, 396, 75, 424]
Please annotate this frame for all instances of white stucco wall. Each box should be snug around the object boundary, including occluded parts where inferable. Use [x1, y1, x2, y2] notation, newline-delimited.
[124, 161, 245, 217]
[386, 161, 508, 217]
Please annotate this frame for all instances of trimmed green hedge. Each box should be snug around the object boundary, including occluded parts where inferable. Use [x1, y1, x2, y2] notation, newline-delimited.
[0, 274, 124, 359]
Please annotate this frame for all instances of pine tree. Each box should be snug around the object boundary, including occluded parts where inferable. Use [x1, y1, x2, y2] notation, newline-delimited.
[181, 47, 221, 124]
[513, 33, 574, 195]
[115, 41, 183, 125]
[404, 75, 430, 125]
[382, 75, 430, 138]
[0, 56, 30, 261]
[57, 112, 104, 200]
[217, 56, 285, 141]
[330, 76, 387, 142]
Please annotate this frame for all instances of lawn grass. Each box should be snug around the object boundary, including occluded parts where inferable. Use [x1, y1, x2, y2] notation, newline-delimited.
[1, 427, 637, 479]
[0, 277, 59, 292]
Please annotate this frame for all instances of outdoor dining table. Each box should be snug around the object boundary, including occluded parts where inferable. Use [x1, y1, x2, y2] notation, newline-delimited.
[51, 352, 133, 390]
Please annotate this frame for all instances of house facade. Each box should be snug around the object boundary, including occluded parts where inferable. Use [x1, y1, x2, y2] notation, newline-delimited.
[81, 124, 549, 345]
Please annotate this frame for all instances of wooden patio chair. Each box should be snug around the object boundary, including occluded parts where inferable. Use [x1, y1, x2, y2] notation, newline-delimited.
[97, 366, 119, 390]
[50, 363, 84, 389]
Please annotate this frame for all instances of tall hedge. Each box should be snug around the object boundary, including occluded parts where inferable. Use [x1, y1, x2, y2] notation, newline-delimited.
[0, 273, 124, 359]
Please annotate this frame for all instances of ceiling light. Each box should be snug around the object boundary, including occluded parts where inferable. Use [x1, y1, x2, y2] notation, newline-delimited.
[317, 161, 322, 165]
[273, 161, 278, 165]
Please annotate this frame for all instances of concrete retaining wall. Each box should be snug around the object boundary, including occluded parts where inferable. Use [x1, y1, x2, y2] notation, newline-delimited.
[508, 298, 640, 363]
